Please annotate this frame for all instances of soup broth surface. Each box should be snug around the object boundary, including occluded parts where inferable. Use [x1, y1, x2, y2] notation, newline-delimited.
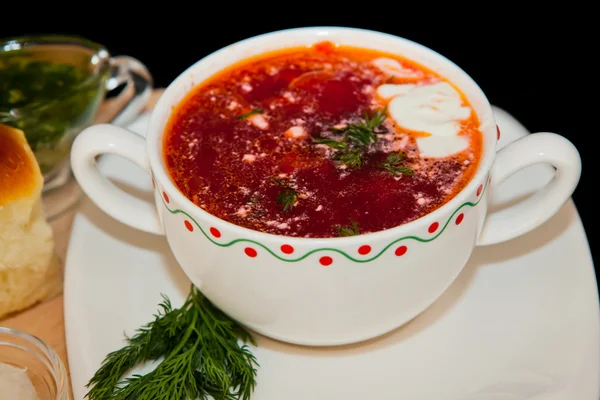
[164, 42, 483, 238]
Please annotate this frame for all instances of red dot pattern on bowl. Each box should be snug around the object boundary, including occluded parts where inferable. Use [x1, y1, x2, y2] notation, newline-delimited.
[319, 256, 333, 266]
[281, 244, 294, 254]
[455, 213, 464, 225]
[428, 222, 439, 233]
[358, 245, 371, 255]
[395, 246, 408, 256]
[166, 177, 489, 265]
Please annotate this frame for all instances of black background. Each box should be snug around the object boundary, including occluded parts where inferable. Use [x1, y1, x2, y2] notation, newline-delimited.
[2, 7, 597, 289]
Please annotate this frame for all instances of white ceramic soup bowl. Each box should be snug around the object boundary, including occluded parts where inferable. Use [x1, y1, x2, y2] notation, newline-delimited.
[71, 26, 581, 346]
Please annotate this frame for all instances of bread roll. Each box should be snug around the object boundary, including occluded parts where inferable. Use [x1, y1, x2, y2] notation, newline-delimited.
[0, 123, 61, 319]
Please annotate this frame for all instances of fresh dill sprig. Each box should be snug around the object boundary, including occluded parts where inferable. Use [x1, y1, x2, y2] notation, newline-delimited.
[313, 107, 387, 169]
[85, 286, 258, 400]
[237, 108, 264, 120]
[277, 188, 298, 212]
[247, 193, 265, 217]
[335, 218, 360, 237]
[343, 107, 387, 147]
[335, 147, 363, 169]
[248, 193, 260, 205]
[271, 177, 299, 212]
[312, 138, 347, 150]
[379, 152, 414, 177]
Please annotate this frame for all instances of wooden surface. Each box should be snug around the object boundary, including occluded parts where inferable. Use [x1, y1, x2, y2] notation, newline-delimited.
[0, 89, 164, 394]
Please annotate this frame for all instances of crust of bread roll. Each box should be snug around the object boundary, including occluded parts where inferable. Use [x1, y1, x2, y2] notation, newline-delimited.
[0, 123, 62, 319]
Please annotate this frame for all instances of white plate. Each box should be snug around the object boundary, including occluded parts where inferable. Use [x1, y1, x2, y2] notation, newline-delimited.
[64, 106, 600, 400]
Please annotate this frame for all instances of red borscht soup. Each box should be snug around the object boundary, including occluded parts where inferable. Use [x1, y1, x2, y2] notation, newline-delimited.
[164, 42, 483, 238]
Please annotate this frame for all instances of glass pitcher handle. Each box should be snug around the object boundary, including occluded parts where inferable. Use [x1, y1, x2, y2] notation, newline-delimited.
[104, 55, 153, 127]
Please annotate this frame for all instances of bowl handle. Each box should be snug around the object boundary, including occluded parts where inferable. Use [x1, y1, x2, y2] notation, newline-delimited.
[476, 132, 581, 246]
[70, 124, 164, 235]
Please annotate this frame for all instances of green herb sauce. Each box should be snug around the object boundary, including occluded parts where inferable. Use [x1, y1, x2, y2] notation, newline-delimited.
[0, 52, 106, 175]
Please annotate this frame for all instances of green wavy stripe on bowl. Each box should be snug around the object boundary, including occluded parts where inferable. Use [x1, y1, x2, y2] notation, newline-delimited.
[157, 178, 488, 263]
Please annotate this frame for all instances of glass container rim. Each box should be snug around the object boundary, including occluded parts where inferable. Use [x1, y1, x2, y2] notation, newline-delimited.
[0, 326, 70, 399]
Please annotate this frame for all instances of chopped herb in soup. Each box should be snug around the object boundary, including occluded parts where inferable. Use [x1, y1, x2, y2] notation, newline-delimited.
[0, 51, 105, 174]
[164, 42, 483, 238]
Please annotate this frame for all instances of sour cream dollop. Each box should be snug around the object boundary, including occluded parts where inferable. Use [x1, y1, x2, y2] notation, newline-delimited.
[377, 82, 472, 158]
